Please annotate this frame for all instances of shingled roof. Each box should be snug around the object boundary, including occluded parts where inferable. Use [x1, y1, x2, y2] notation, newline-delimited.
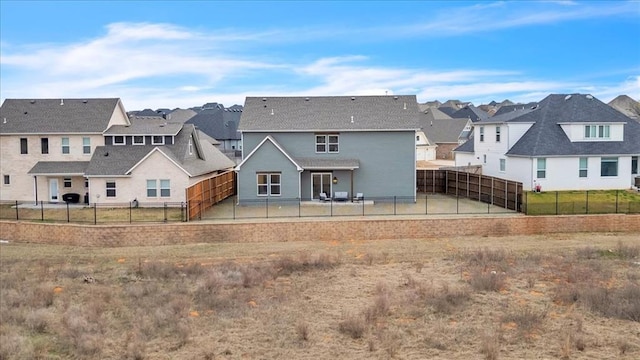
[0, 98, 122, 134]
[239, 95, 421, 131]
[185, 107, 242, 141]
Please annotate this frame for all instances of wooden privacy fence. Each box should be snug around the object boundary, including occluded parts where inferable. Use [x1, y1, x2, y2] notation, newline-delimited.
[417, 169, 523, 211]
[186, 170, 235, 220]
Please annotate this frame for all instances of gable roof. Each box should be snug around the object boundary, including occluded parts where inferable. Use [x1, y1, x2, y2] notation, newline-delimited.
[185, 106, 242, 141]
[450, 105, 489, 122]
[422, 118, 470, 143]
[486, 93, 640, 157]
[493, 102, 539, 116]
[85, 124, 235, 177]
[104, 120, 183, 135]
[239, 95, 421, 132]
[235, 135, 303, 171]
[0, 98, 122, 134]
[28, 161, 90, 176]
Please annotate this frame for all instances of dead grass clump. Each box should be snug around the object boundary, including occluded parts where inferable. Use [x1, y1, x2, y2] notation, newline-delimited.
[26, 285, 55, 308]
[0, 334, 34, 359]
[580, 283, 640, 321]
[469, 270, 506, 292]
[480, 331, 500, 360]
[124, 331, 146, 360]
[138, 260, 181, 280]
[364, 292, 391, 324]
[25, 308, 51, 333]
[276, 253, 340, 275]
[502, 305, 547, 333]
[615, 241, 640, 259]
[463, 247, 509, 268]
[296, 321, 310, 341]
[427, 283, 471, 315]
[575, 246, 601, 260]
[339, 312, 367, 339]
[553, 284, 580, 305]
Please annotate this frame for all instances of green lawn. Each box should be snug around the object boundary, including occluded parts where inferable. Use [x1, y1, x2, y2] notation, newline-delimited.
[523, 190, 640, 215]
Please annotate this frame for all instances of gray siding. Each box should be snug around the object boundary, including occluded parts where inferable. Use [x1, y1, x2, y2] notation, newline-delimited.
[237, 139, 300, 202]
[239, 131, 415, 201]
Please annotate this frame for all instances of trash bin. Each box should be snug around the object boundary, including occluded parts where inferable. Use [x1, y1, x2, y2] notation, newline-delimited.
[62, 193, 80, 203]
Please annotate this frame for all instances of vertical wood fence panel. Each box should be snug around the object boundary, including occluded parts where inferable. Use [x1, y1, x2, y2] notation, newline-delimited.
[417, 169, 523, 212]
[186, 170, 236, 220]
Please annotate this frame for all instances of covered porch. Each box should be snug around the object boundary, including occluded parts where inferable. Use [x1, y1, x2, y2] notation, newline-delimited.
[295, 158, 360, 201]
[28, 161, 90, 204]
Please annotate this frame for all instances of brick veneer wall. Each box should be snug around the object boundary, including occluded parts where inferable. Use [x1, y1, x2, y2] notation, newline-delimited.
[1, 214, 639, 247]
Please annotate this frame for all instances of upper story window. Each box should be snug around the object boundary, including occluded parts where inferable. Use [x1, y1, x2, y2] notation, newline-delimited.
[133, 136, 145, 145]
[61, 137, 70, 154]
[152, 136, 164, 145]
[41, 138, 49, 154]
[479, 127, 485, 142]
[495, 126, 501, 142]
[20, 138, 28, 154]
[3, 175, 10, 185]
[113, 136, 125, 145]
[188, 138, 194, 155]
[584, 125, 610, 139]
[315, 134, 339, 153]
[83, 137, 91, 154]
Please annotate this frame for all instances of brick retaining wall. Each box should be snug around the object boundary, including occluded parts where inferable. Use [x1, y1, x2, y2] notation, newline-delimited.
[1, 214, 639, 247]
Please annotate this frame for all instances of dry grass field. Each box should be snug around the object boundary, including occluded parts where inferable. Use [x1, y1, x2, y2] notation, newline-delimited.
[1, 232, 639, 359]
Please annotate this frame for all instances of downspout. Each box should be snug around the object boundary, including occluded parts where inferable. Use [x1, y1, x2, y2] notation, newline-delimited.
[298, 170, 303, 200]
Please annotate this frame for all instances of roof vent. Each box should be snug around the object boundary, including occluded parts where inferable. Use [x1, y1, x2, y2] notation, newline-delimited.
[104, 152, 109, 157]
[83, 100, 88, 103]
[565, 95, 572, 101]
[30, 100, 35, 104]
[531, 105, 538, 110]
[60, 99, 64, 106]
[271, 109, 274, 115]
[262, 98, 267, 101]
[305, 97, 309, 101]
[2, 118, 6, 124]
[24, 111, 28, 115]
[586, 94, 593, 100]
[351, 97, 355, 101]
[394, 96, 398, 100]
[403, 102, 407, 110]
[350, 115, 354, 123]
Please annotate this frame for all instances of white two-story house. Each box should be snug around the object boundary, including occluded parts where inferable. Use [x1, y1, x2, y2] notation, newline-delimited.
[454, 94, 640, 191]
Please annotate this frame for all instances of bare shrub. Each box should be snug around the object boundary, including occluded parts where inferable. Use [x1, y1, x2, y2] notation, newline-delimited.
[125, 330, 146, 360]
[427, 284, 471, 315]
[559, 330, 573, 359]
[0, 334, 33, 359]
[618, 338, 633, 355]
[140, 261, 179, 280]
[469, 269, 506, 292]
[339, 313, 366, 339]
[580, 283, 640, 321]
[25, 308, 51, 333]
[363, 252, 375, 266]
[616, 241, 640, 259]
[26, 285, 55, 308]
[365, 292, 391, 324]
[463, 247, 509, 268]
[575, 246, 601, 260]
[296, 321, 310, 341]
[553, 284, 580, 305]
[380, 329, 402, 358]
[480, 331, 500, 360]
[502, 306, 547, 332]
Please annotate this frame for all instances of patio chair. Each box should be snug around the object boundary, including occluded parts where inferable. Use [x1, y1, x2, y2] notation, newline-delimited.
[353, 193, 364, 202]
[319, 192, 331, 202]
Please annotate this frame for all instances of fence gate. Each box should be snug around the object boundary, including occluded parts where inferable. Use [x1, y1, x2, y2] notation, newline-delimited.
[186, 170, 235, 220]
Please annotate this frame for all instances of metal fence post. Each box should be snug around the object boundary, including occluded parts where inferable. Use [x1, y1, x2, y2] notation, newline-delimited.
[40, 201, 44, 221]
[299, 198, 301, 217]
[66, 202, 70, 223]
[181, 202, 185, 222]
[616, 190, 619, 213]
[586, 191, 589, 214]
[233, 198, 236, 220]
[555, 191, 559, 215]
[164, 203, 167, 222]
[394, 196, 397, 215]
[129, 201, 133, 224]
[266, 198, 269, 219]
[425, 194, 428, 215]
[15, 200, 18, 220]
[93, 202, 97, 225]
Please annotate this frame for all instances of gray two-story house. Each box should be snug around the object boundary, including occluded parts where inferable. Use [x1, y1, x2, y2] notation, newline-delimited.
[235, 95, 421, 203]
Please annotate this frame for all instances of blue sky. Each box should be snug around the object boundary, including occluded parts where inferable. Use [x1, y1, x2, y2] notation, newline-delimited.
[1, 1, 639, 110]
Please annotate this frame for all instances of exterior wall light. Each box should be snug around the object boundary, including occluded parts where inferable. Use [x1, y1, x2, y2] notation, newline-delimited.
[332, 176, 338, 184]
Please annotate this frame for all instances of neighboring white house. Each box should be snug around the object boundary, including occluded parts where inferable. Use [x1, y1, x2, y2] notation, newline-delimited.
[454, 94, 640, 191]
[0, 98, 234, 204]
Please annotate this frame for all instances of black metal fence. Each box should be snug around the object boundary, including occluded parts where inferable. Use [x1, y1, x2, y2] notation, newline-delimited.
[522, 190, 640, 215]
[1, 201, 187, 224]
[192, 193, 516, 220]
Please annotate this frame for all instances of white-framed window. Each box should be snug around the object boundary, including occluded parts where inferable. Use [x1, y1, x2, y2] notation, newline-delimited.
[499, 158, 506, 172]
[133, 136, 145, 145]
[315, 134, 339, 153]
[579, 157, 588, 178]
[152, 136, 164, 145]
[113, 136, 125, 145]
[600, 157, 618, 177]
[537, 158, 546, 179]
[106, 181, 116, 197]
[496, 126, 501, 142]
[83, 137, 91, 154]
[41, 138, 49, 154]
[584, 125, 610, 139]
[633, 156, 638, 175]
[20, 138, 28, 154]
[479, 126, 485, 142]
[257, 173, 281, 196]
[160, 179, 170, 197]
[146, 179, 157, 197]
[3, 175, 10, 185]
[64, 178, 72, 188]
[61, 137, 70, 154]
